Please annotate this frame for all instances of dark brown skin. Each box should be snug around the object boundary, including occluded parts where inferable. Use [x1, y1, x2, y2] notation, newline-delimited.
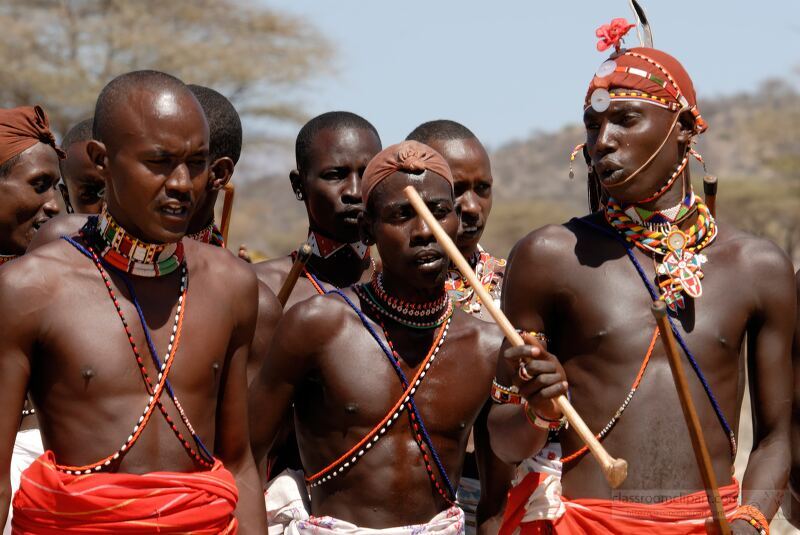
[59, 140, 105, 215]
[250, 171, 503, 529]
[0, 143, 61, 255]
[489, 98, 795, 534]
[424, 137, 493, 260]
[425, 136, 511, 531]
[0, 84, 266, 533]
[789, 269, 800, 529]
[254, 126, 382, 309]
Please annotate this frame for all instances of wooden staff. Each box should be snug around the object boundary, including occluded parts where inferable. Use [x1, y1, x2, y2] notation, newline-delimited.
[703, 175, 718, 218]
[220, 183, 236, 246]
[404, 186, 628, 488]
[277, 243, 313, 307]
[650, 301, 731, 535]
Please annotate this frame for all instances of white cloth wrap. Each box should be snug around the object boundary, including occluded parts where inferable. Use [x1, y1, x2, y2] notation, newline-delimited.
[516, 442, 566, 524]
[3, 429, 44, 535]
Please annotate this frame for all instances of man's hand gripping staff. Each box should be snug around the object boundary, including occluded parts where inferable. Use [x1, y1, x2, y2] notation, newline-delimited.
[404, 185, 629, 489]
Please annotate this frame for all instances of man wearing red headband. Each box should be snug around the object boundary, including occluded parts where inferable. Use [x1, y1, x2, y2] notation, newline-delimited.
[489, 20, 795, 534]
[250, 141, 505, 534]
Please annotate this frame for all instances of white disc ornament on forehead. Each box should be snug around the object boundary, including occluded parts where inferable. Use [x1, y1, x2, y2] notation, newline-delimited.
[596, 60, 617, 78]
[590, 88, 611, 112]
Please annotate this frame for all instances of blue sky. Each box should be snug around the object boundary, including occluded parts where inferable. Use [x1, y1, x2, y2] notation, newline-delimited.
[265, 0, 800, 149]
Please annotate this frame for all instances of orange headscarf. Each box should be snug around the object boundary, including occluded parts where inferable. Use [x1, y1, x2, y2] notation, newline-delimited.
[362, 140, 453, 203]
[0, 105, 64, 166]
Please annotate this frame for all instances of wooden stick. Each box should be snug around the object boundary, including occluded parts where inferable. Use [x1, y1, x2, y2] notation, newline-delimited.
[650, 301, 731, 535]
[277, 243, 313, 307]
[703, 175, 718, 218]
[404, 186, 628, 488]
[220, 183, 236, 247]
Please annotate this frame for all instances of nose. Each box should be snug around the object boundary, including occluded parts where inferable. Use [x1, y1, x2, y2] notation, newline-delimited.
[341, 171, 361, 205]
[410, 213, 434, 246]
[165, 163, 193, 195]
[593, 120, 618, 159]
[458, 191, 480, 222]
[42, 187, 60, 218]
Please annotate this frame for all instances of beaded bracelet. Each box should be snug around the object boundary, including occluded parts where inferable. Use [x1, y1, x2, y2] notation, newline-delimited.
[491, 379, 523, 405]
[524, 403, 567, 432]
[515, 329, 548, 343]
[730, 505, 768, 535]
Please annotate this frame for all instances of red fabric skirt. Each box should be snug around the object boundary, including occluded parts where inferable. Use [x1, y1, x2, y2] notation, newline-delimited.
[12, 451, 238, 534]
[501, 472, 739, 535]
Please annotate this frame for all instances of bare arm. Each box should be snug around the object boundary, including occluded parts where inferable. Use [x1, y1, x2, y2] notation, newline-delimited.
[488, 229, 568, 464]
[739, 244, 796, 525]
[247, 281, 282, 386]
[788, 270, 800, 528]
[214, 264, 267, 534]
[0, 263, 40, 526]
[474, 402, 514, 535]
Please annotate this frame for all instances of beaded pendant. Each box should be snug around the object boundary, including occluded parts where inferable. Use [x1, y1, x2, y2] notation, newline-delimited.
[657, 228, 707, 311]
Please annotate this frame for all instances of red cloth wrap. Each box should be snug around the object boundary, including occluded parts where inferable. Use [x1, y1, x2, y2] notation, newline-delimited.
[12, 451, 238, 534]
[362, 140, 453, 203]
[0, 106, 64, 166]
[586, 47, 706, 133]
[501, 472, 739, 535]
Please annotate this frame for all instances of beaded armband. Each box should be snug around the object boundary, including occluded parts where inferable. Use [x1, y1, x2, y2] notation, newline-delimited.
[524, 403, 567, 432]
[730, 505, 768, 535]
[515, 329, 548, 343]
[491, 379, 522, 405]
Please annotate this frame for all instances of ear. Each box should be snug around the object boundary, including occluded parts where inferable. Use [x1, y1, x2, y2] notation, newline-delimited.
[676, 110, 695, 145]
[358, 210, 375, 246]
[289, 169, 305, 201]
[86, 140, 109, 176]
[209, 157, 234, 191]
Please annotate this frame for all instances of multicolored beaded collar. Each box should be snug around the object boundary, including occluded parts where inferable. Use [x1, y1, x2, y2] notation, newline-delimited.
[187, 220, 225, 248]
[623, 189, 695, 234]
[354, 273, 453, 329]
[445, 245, 505, 317]
[307, 230, 369, 261]
[606, 196, 717, 312]
[86, 206, 184, 278]
[0, 254, 18, 266]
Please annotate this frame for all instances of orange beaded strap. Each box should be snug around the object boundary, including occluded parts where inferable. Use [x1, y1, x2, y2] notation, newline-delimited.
[305, 320, 447, 486]
[561, 327, 659, 464]
[730, 505, 769, 535]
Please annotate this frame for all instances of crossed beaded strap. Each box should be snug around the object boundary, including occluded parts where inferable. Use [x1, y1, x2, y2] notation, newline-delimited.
[61, 236, 214, 473]
[305, 290, 453, 501]
[573, 216, 737, 459]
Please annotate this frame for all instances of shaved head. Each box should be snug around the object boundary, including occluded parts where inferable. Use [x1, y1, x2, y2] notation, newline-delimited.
[406, 119, 477, 145]
[93, 70, 196, 148]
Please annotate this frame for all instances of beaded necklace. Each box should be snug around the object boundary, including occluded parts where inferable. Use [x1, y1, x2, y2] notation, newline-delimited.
[0, 254, 17, 266]
[606, 196, 717, 312]
[91, 206, 184, 277]
[445, 245, 506, 316]
[59, 235, 214, 474]
[354, 273, 453, 330]
[624, 190, 695, 234]
[187, 220, 225, 247]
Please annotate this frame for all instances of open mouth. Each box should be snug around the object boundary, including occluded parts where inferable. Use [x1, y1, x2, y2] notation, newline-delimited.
[339, 208, 362, 225]
[160, 205, 189, 219]
[414, 249, 445, 270]
[459, 225, 482, 238]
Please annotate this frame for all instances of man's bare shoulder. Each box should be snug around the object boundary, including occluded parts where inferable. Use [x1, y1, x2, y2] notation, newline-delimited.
[714, 225, 795, 291]
[27, 214, 90, 252]
[252, 255, 293, 292]
[277, 288, 357, 348]
[450, 309, 504, 365]
[185, 240, 258, 297]
[0, 239, 81, 301]
[509, 220, 586, 270]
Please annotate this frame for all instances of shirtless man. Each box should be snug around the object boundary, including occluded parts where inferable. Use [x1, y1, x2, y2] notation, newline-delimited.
[489, 23, 795, 534]
[58, 117, 105, 215]
[254, 111, 382, 308]
[0, 105, 63, 535]
[407, 120, 511, 534]
[790, 269, 800, 528]
[249, 141, 503, 534]
[0, 70, 266, 533]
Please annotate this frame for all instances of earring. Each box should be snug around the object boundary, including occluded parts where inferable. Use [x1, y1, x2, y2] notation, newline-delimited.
[295, 190, 304, 201]
[569, 143, 586, 179]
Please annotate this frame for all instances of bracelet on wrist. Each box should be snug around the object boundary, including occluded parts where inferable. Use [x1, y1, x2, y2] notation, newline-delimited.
[491, 379, 523, 405]
[730, 505, 768, 535]
[524, 403, 567, 432]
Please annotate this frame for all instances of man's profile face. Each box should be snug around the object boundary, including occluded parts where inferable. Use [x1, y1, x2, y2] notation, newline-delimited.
[426, 138, 492, 254]
[0, 143, 61, 255]
[301, 127, 381, 243]
[61, 141, 105, 214]
[366, 171, 457, 291]
[584, 95, 684, 204]
[99, 88, 210, 244]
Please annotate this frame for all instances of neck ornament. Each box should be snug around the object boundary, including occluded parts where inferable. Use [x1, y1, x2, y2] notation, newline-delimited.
[0, 254, 18, 266]
[187, 221, 225, 247]
[354, 273, 452, 329]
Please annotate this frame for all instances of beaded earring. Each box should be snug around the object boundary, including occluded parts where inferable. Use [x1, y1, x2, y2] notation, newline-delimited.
[295, 190, 304, 201]
[568, 143, 586, 179]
